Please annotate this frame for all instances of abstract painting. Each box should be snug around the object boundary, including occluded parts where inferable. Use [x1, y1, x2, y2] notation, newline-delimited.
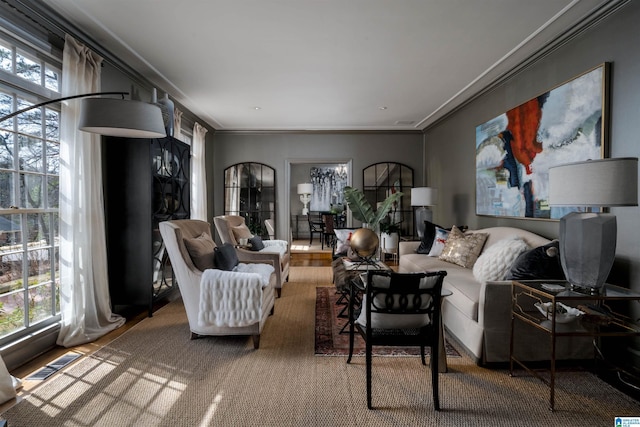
[475, 63, 608, 219]
[309, 165, 348, 212]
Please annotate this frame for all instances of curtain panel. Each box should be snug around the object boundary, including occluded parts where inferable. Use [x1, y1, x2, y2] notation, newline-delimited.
[57, 35, 125, 347]
[191, 122, 208, 221]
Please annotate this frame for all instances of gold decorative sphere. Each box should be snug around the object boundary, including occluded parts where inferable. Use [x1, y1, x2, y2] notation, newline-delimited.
[350, 228, 379, 258]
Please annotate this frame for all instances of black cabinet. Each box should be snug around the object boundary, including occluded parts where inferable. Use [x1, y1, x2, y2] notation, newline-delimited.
[104, 136, 190, 316]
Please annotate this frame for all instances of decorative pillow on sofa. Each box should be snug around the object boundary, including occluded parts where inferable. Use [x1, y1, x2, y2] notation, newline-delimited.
[249, 236, 265, 251]
[505, 240, 565, 281]
[439, 226, 488, 268]
[472, 237, 530, 282]
[427, 227, 450, 257]
[214, 243, 239, 271]
[183, 232, 216, 271]
[334, 228, 357, 256]
[417, 221, 439, 254]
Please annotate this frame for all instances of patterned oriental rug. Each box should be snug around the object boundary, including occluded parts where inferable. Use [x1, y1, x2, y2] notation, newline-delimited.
[314, 287, 462, 358]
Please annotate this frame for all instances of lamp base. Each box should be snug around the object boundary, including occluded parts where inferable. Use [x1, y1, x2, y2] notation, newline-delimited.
[300, 194, 311, 216]
[559, 212, 616, 291]
[414, 206, 433, 239]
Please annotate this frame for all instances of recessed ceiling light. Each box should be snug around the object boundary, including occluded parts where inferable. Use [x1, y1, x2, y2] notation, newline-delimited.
[253, 106, 261, 110]
[378, 106, 388, 110]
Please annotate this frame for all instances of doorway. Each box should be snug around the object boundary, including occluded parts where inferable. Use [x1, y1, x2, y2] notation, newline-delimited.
[286, 159, 352, 249]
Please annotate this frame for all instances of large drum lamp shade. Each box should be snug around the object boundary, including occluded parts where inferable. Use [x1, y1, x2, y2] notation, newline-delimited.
[79, 98, 167, 138]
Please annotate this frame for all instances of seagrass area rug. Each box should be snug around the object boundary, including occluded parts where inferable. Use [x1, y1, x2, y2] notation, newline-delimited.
[314, 286, 461, 358]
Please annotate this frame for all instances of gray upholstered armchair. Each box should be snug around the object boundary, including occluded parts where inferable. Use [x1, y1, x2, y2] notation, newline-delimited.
[213, 215, 290, 297]
[159, 219, 276, 348]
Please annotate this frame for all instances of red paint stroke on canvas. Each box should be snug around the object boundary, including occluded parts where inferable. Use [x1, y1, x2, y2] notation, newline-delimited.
[506, 98, 544, 174]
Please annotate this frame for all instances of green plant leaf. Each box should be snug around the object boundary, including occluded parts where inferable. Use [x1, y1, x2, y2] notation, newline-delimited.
[343, 186, 375, 224]
[371, 191, 403, 227]
[343, 186, 403, 229]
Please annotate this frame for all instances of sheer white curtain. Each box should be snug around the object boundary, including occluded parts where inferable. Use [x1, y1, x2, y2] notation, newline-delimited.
[191, 122, 208, 220]
[173, 106, 183, 141]
[57, 35, 125, 347]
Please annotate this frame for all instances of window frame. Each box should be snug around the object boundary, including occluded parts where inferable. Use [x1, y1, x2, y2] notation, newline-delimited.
[0, 29, 61, 347]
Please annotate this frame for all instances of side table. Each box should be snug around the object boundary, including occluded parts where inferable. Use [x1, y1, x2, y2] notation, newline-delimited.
[510, 280, 640, 411]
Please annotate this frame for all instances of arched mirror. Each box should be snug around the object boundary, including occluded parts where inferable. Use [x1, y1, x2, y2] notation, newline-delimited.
[224, 162, 275, 238]
[363, 162, 414, 236]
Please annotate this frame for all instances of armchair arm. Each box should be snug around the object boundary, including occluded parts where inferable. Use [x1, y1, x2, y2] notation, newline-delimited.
[262, 239, 289, 252]
[235, 248, 283, 284]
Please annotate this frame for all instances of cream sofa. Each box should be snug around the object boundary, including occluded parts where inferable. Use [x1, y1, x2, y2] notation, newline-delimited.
[399, 226, 592, 364]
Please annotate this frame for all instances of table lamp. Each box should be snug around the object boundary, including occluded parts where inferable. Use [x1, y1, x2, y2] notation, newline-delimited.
[297, 183, 313, 215]
[411, 187, 437, 239]
[548, 157, 638, 294]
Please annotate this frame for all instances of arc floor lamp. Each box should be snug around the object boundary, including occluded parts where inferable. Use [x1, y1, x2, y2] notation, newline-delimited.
[0, 91, 166, 139]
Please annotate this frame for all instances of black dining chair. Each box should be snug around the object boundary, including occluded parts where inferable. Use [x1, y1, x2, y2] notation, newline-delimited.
[308, 212, 325, 246]
[321, 214, 336, 250]
[347, 269, 447, 410]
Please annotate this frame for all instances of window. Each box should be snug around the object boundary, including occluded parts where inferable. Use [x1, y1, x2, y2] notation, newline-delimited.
[0, 32, 61, 344]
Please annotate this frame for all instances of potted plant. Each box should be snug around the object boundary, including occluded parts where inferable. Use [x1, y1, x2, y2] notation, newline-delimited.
[379, 217, 401, 251]
[343, 186, 403, 232]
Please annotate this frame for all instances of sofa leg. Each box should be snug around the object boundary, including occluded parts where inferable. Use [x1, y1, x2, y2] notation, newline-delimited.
[190, 332, 201, 340]
[252, 334, 260, 349]
[276, 288, 282, 298]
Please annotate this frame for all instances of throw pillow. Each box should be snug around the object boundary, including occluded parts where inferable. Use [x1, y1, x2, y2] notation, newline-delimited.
[427, 227, 450, 257]
[334, 228, 357, 255]
[183, 233, 216, 271]
[439, 226, 489, 268]
[472, 237, 530, 282]
[506, 240, 565, 281]
[231, 224, 252, 242]
[416, 221, 439, 254]
[249, 236, 265, 251]
[214, 243, 239, 271]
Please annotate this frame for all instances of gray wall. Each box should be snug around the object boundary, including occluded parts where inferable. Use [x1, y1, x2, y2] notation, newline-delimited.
[211, 132, 424, 240]
[423, 2, 640, 358]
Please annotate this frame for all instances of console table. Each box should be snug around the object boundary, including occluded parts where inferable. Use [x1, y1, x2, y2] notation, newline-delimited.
[509, 280, 640, 411]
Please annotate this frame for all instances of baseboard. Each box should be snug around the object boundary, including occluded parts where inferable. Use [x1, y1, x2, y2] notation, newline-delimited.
[0, 323, 60, 372]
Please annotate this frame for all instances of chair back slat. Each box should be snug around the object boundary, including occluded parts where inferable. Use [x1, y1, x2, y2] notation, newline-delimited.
[366, 270, 445, 317]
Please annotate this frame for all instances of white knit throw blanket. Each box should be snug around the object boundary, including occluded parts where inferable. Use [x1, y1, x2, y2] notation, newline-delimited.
[198, 263, 274, 327]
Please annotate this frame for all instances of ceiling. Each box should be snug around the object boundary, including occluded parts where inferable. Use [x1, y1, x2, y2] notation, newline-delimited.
[42, 0, 619, 132]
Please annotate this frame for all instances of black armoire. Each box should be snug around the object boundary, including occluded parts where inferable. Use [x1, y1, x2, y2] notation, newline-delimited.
[104, 136, 190, 316]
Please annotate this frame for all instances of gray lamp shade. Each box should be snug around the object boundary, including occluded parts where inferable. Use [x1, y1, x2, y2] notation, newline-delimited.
[411, 187, 437, 206]
[79, 98, 167, 138]
[548, 158, 638, 207]
[548, 157, 638, 293]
